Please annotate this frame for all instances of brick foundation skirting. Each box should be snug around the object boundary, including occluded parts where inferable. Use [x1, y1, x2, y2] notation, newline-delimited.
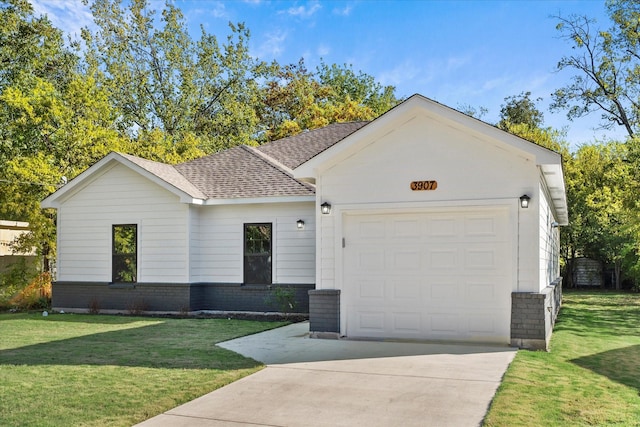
[52, 281, 313, 313]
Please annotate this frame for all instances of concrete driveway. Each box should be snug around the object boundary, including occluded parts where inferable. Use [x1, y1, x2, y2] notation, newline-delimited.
[135, 322, 516, 427]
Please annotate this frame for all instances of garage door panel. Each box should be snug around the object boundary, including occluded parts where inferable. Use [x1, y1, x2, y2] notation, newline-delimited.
[427, 217, 459, 237]
[430, 313, 459, 333]
[390, 279, 422, 300]
[430, 281, 460, 300]
[392, 312, 422, 334]
[426, 249, 459, 268]
[354, 311, 385, 332]
[392, 219, 421, 239]
[391, 249, 421, 270]
[344, 208, 513, 343]
[357, 279, 385, 299]
[355, 249, 385, 271]
[466, 314, 496, 334]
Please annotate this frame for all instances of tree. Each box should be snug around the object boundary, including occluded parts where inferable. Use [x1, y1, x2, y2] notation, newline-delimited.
[0, 71, 132, 271]
[0, 0, 77, 166]
[498, 91, 544, 130]
[567, 142, 636, 289]
[498, 92, 568, 155]
[83, 0, 269, 154]
[552, 0, 640, 138]
[259, 60, 400, 141]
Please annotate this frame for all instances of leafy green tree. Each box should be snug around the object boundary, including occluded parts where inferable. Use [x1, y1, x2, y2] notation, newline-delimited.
[316, 62, 399, 116]
[568, 142, 636, 289]
[497, 91, 568, 155]
[0, 0, 77, 165]
[83, 0, 268, 154]
[552, 0, 640, 138]
[498, 91, 544, 130]
[0, 71, 132, 271]
[259, 59, 400, 141]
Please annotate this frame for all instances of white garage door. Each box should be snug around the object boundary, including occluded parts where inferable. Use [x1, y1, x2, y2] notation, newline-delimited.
[343, 207, 513, 343]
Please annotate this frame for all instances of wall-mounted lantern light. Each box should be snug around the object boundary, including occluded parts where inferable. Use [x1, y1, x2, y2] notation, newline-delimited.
[551, 221, 559, 228]
[297, 219, 305, 230]
[519, 194, 531, 209]
[321, 202, 332, 215]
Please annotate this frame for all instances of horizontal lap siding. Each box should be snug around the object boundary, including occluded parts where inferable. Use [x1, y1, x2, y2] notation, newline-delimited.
[57, 164, 189, 283]
[191, 203, 315, 284]
[539, 183, 560, 289]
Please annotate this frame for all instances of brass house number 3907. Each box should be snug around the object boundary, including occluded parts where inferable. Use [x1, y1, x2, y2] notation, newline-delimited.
[410, 180, 438, 191]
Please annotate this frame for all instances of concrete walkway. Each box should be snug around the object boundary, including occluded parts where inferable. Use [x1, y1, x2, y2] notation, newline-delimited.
[135, 322, 516, 427]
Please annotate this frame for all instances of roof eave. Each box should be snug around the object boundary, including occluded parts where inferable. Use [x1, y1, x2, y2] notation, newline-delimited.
[41, 152, 204, 209]
[540, 163, 569, 226]
[203, 195, 315, 206]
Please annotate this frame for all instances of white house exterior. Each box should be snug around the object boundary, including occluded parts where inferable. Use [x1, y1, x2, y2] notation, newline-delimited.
[42, 94, 567, 349]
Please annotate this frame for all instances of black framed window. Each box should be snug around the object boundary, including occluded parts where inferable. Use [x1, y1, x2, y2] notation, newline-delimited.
[112, 224, 137, 283]
[244, 223, 272, 285]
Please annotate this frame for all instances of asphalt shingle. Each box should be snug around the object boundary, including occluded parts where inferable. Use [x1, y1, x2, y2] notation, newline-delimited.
[175, 145, 314, 199]
[256, 122, 369, 169]
[118, 153, 207, 199]
[116, 122, 368, 200]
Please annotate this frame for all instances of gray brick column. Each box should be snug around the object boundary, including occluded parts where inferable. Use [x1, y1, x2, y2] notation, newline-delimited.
[308, 289, 340, 338]
[511, 278, 562, 350]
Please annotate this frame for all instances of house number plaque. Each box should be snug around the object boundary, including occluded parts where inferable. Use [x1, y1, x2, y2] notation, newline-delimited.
[410, 180, 438, 191]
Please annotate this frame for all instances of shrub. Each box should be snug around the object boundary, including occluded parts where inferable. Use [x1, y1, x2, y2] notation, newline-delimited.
[9, 272, 52, 310]
[0, 258, 37, 309]
[265, 285, 297, 315]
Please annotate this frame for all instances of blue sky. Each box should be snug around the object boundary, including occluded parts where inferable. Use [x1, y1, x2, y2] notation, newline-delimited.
[31, 0, 623, 149]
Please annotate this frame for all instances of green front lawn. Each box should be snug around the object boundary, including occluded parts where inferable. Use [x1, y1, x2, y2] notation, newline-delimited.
[485, 291, 640, 426]
[0, 313, 286, 426]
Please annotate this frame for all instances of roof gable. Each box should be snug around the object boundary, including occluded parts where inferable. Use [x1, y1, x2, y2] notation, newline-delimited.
[42, 152, 207, 208]
[293, 94, 568, 225]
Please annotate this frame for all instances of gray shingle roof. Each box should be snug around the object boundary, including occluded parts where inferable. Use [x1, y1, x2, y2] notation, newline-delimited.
[175, 145, 314, 199]
[115, 122, 368, 200]
[256, 122, 369, 169]
[118, 153, 207, 199]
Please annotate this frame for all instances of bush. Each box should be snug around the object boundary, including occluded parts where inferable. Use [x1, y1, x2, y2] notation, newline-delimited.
[0, 258, 38, 310]
[265, 285, 297, 315]
[9, 272, 52, 310]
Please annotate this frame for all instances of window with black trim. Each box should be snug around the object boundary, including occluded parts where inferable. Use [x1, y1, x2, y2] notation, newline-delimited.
[244, 223, 272, 285]
[112, 224, 137, 283]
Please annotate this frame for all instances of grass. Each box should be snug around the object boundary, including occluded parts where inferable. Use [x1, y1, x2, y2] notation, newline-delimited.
[0, 313, 287, 426]
[484, 290, 640, 426]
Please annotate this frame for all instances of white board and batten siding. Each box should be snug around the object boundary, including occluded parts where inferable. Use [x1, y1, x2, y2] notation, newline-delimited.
[56, 163, 190, 283]
[190, 202, 315, 284]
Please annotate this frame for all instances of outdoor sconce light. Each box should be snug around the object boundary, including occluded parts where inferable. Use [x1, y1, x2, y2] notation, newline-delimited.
[551, 221, 559, 228]
[321, 202, 332, 215]
[297, 219, 305, 230]
[519, 194, 530, 209]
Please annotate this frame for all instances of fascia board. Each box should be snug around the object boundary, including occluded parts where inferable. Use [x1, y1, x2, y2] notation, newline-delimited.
[41, 152, 203, 208]
[203, 195, 316, 206]
[293, 94, 564, 179]
[541, 164, 569, 226]
[41, 153, 120, 209]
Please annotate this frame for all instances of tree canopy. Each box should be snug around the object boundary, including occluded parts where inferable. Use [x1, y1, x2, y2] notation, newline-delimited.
[0, 0, 400, 274]
[552, 0, 640, 138]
